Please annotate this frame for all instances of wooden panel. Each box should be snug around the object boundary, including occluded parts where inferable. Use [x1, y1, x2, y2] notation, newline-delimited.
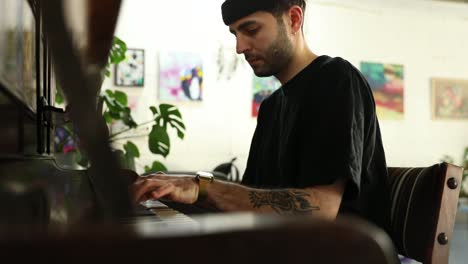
[0, 215, 399, 264]
[430, 164, 463, 264]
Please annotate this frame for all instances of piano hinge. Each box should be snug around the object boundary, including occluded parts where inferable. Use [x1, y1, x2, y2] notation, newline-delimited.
[39, 96, 66, 129]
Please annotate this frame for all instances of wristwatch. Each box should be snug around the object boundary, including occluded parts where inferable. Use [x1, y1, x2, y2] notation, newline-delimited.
[195, 171, 214, 202]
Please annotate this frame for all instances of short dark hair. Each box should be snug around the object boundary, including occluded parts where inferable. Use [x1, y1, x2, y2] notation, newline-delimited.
[222, 0, 307, 25]
[271, 0, 306, 16]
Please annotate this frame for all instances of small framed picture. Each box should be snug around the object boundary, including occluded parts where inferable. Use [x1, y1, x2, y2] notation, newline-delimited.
[159, 51, 204, 101]
[431, 78, 468, 120]
[115, 49, 145, 87]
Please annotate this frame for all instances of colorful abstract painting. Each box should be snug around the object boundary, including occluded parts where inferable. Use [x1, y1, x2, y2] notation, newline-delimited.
[115, 49, 145, 87]
[159, 52, 203, 101]
[252, 76, 281, 117]
[360, 62, 404, 119]
[432, 78, 468, 120]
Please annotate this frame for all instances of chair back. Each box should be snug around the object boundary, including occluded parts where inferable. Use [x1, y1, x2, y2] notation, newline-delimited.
[388, 162, 463, 264]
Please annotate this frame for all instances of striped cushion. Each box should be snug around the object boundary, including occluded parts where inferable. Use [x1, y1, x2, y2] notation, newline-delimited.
[389, 164, 443, 262]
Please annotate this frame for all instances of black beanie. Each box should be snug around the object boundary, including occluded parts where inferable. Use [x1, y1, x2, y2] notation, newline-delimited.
[221, 0, 277, 25]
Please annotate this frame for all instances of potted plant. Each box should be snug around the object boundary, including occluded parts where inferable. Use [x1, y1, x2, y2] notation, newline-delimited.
[55, 37, 185, 173]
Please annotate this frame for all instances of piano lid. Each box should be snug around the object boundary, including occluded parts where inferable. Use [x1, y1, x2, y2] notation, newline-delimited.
[40, 0, 133, 220]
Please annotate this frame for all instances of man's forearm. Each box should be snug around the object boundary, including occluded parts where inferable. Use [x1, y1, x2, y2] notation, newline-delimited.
[201, 180, 320, 215]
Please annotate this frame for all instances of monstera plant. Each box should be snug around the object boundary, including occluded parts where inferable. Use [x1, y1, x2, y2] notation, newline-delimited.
[102, 89, 185, 172]
[55, 37, 185, 172]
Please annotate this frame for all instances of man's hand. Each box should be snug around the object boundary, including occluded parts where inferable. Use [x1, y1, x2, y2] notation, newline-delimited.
[132, 174, 199, 204]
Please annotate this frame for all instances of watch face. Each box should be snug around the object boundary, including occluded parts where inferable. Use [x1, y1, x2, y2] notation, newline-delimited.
[196, 171, 214, 181]
[197, 171, 213, 178]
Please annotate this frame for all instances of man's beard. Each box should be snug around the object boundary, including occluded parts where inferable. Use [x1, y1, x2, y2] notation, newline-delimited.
[248, 21, 294, 77]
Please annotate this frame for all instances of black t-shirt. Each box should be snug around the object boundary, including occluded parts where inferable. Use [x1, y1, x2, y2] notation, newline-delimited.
[242, 55, 391, 231]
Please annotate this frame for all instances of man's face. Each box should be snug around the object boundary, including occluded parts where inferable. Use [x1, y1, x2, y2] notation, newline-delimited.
[229, 11, 293, 77]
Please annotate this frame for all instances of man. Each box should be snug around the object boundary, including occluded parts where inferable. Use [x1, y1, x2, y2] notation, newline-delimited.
[133, 0, 390, 228]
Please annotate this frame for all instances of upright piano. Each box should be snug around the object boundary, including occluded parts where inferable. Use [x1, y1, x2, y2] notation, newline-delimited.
[0, 1, 398, 263]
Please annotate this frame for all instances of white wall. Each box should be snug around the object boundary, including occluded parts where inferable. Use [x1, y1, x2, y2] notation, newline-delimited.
[103, 0, 468, 175]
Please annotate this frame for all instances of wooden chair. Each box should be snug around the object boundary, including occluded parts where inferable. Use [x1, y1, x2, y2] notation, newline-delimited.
[388, 162, 463, 264]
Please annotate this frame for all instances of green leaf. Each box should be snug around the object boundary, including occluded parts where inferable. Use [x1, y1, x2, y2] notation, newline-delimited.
[148, 125, 170, 157]
[101, 89, 137, 128]
[160, 104, 183, 119]
[102, 91, 127, 114]
[154, 116, 162, 126]
[108, 111, 121, 120]
[144, 160, 167, 173]
[113, 90, 128, 105]
[109, 111, 121, 120]
[168, 118, 186, 130]
[177, 130, 185, 140]
[105, 89, 114, 96]
[119, 108, 137, 128]
[149, 106, 159, 116]
[121, 114, 138, 128]
[103, 112, 113, 123]
[169, 121, 185, 139]
[55, 84, 64, 104]
[124, 141, 140, 158]
[103, 97, 120, 113]
[111, 45, 124, 60]
[109, 36, 128, 66]
[154, 103, 186, 139]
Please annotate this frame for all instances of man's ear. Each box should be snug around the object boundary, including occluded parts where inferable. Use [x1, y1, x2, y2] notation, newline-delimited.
[288, 5, 304, 34]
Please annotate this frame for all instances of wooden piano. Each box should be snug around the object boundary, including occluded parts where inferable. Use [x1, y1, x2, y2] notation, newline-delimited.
[0, 1, 398, 263]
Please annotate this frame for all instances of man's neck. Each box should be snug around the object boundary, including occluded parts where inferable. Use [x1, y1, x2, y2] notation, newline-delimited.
[275, 43, 317, 85]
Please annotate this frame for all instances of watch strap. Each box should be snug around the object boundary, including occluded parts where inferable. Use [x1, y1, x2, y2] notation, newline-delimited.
[196, 171, 214, 202]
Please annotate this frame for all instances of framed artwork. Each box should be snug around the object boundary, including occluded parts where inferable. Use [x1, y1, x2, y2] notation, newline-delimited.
[252, 76, 281, 117]
[431, 78, 468, 120]
[115, 49, 145, 87]
[360, 62, 404, 120]
[159, 52, 203, 102]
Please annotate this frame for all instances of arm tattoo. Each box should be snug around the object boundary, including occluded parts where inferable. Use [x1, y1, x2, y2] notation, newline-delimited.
[248, 190, 319, 215]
